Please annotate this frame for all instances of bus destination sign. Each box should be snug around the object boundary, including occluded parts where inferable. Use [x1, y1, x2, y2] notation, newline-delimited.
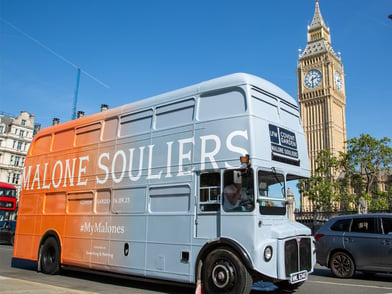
[269, 124, 298, 159]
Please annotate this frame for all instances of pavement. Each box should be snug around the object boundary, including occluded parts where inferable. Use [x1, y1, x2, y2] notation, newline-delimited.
[0, 275, 96, 294]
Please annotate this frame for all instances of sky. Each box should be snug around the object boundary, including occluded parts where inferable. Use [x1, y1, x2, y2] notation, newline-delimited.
[1, 0, 392, 141]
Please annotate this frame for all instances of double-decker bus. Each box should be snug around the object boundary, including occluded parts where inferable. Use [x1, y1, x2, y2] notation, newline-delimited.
[13, 73, 315, 293]
[0, 182, 17, 220]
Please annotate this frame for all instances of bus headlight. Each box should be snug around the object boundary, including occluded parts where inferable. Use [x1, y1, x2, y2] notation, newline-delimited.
[264, 246, 273, 262]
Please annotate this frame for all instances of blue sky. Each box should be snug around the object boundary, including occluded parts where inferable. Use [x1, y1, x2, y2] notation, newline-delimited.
[1, 0, 391, 141]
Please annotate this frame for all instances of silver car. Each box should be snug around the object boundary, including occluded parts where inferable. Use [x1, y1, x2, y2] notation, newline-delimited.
[314, 213, 392, 278]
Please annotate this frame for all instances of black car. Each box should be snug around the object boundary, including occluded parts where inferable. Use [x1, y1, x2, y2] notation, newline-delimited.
[0, 220, 16, 245]
[314, 213, 392, 278]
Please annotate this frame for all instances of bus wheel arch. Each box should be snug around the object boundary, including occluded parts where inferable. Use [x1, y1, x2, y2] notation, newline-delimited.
[196, 239, 254, 294]
[38, 231, 61, 275]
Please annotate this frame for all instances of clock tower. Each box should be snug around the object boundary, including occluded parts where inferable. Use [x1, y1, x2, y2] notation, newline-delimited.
[298, 0, 347, 210]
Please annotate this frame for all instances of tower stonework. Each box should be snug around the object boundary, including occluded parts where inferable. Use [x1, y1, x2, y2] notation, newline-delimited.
[298, 0, 347, 210]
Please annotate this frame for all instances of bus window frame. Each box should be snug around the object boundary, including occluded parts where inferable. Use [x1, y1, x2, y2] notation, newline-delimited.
[198, 171, 221, 213]
[257, 168, 287, 215]
[0, 182, 17, 220]
[222, 168, 255, 213]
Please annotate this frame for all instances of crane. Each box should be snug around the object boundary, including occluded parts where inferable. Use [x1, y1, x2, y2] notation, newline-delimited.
[72, 68, 81, 120]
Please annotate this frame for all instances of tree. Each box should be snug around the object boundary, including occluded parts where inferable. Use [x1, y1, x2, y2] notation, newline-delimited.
[300, 134, 392, 212]
[345, 134, 392, 210]
[299, 150, 341, 211]
[335, 151, 356, 210]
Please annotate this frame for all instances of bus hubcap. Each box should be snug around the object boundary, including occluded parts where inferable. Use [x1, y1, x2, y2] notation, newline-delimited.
[212, 261, 235, 289]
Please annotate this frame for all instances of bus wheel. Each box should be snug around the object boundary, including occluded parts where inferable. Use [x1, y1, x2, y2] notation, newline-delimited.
[203, 248, 252, 294]
[40, 237, 61, 275]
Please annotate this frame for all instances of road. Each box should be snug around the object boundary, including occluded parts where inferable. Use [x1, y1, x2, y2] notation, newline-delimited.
[1, 244, 391, 294]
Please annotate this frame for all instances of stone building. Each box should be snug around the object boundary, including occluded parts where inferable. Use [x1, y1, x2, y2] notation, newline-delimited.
[0, 111, 39, 198]
[297, 0, 347, 211]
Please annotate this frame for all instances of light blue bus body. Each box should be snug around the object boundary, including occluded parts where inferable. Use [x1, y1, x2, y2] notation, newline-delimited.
[14, 73, 315, 294]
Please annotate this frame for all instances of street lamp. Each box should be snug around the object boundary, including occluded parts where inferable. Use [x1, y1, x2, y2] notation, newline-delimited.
[389, 14, 392, 21]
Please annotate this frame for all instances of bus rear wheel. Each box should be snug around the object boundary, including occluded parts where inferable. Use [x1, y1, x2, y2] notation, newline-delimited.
[203, 248, 252, 294]
[40, 237, 61, 275]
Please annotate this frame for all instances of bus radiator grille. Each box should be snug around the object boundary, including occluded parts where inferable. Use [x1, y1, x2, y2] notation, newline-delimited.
[284, 237, 312, 277]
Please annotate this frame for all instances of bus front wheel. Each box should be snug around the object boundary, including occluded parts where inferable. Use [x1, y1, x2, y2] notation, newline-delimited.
[203, 248, 252, 294]
[40, 237, 61, 275]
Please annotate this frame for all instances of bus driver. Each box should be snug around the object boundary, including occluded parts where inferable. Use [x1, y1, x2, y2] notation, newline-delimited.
[223, 170, 246, 211]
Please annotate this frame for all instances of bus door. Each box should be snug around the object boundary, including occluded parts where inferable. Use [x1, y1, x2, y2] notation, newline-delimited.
[195, 172, 221, 239]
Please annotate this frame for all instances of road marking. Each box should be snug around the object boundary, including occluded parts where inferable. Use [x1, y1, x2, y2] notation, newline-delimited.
[309, 280, 392, 291]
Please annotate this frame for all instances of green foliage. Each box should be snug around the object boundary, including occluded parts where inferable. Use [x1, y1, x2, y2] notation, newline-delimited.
[299, 150, 341, 211]
[370, 191, 389, 211]
[301, 134, 392, 211]
[346, 134, 392, 196]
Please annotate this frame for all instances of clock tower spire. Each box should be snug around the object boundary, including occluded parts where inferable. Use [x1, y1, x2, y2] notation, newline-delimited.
[297, 0, 347, 211]
[307, 0, 330, 44]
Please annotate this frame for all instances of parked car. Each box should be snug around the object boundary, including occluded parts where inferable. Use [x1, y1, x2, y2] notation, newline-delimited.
[314, 213, 392, 278]
[0, 220, 16, 245]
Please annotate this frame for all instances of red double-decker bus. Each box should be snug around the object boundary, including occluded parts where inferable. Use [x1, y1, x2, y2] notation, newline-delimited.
[0, 182, 17, 220]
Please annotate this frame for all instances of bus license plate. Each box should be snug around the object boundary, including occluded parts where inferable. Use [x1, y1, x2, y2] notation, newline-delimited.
[290, 270, 308, 284]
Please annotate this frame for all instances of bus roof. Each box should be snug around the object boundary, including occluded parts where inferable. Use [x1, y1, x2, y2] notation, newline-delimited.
[0, 182, 16, 190]
[36, 72, 296, 135]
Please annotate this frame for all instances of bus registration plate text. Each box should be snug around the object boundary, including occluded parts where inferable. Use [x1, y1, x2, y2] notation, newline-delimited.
[290, 270, 307, 284]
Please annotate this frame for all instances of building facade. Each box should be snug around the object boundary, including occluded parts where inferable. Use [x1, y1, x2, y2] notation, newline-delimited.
[0, 111, 39, 198]
[297, 0, 347, 211]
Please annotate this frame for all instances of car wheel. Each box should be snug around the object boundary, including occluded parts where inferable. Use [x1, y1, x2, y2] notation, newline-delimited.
[329, 251, 355, 278]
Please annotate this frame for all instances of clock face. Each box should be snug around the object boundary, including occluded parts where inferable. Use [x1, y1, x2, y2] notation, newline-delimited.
[334, 71, 343, 90]
[304, 69, 322, 89]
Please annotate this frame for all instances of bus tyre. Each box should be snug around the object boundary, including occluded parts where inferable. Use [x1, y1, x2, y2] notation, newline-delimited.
[203, 248, 252, 294]
[40, 237, 61, 275]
